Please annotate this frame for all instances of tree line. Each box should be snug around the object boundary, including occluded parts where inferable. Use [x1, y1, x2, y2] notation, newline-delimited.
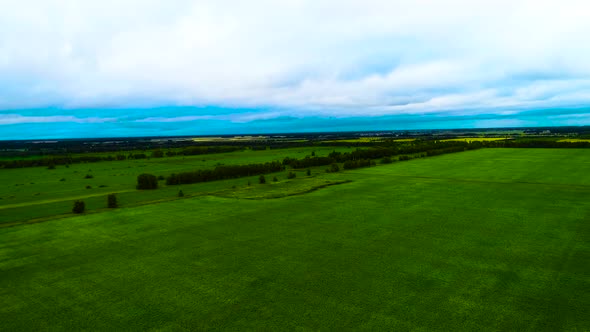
[281, 141, 479, 170]
[166, 161, 284, 185]
[0, 146, 243, 169]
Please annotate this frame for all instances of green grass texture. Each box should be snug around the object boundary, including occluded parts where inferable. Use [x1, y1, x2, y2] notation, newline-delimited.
[0, 148, 588, 330]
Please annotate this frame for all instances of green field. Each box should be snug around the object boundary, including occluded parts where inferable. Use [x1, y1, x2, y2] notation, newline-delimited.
[1, 149, 589, 330]
[0, 146, 351, 225]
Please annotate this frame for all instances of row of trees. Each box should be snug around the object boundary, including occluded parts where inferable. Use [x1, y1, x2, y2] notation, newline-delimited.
[0, 146, 243, 169]
[281, 141, 477, 171]
[343, 159, 376, 170]
[165, 161, 284, 185]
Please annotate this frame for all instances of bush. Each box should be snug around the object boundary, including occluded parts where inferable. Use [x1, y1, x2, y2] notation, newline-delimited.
[327, 163, 340, 173]
[306, 169, 311, 176]
[84, 174, 93, 179]
[287, 171, 296, 179]
[137, 173, 158, 190]
[157, 175, 165, 181]
[85, 185, 92, 189]
[72, 200, 85, 214]
[381, 157, 393, 164]
[47, 165, 55, 170]
[272, 176, 278, 182]
[178, 190, 184, 197]
[259, 175, 266, 184]
[151, 150, 164, 158]
[107, 194, 118, 208]
[59, 178, 66, 182]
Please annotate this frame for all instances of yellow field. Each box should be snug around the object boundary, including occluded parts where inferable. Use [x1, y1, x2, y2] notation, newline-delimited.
[557, 138, 590, 143]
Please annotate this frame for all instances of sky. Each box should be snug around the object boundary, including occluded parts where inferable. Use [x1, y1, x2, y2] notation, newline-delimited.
[1, 0, 590, 139]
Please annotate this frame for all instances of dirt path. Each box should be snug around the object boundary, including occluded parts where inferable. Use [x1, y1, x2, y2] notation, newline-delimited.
[0, 190, 135, 210]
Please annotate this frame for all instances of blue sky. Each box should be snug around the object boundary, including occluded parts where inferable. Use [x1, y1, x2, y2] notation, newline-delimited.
[1, 0, 590, 139]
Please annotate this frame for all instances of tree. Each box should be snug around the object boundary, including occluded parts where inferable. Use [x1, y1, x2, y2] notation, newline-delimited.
[381, 157, 393, 164]
[272, 176, 278, 182]
[72, 200, 85, 214]
[107, 194, 118, 208]
[178, 190, 184, 197]
[137, 173, 158, 190]
[287, 171, 296, 179]
[306, 169, 311, 176]
[327, 163, 340, 173]
[151, 150, 164, 158]
[84, 174, 93, 179]
[259, 175, 266, 184]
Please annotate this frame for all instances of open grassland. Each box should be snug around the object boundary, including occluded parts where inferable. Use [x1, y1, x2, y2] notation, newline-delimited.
[0, 146, 351, 225]
[0, 149, 589, 330]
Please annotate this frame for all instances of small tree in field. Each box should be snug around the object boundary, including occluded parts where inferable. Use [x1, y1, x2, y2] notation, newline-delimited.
[287, 171, 296, 179]
[107, 194, 117, 208]
[306, 169, 311, 176]
[272, 176, 278, 182]
[259, 175, 266, 184]
[137, 173, 158, 190]
[72, 200, 85, 214]
[178, 190, 184, 197]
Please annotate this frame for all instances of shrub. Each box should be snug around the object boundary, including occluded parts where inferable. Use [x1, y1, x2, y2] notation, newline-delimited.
[287, 171, 296, 179]
[137, 173, 158, 190]
[178, 190, 184, 197]
[381, 157, 393, 164]
[85, 185, 92, 189]
[259, 175, 266, 184]
[157, 175, 165, 181]
[272, 176, 278, 182]
[84, 174, 93, 179]
[107, 194, 117, 208]
[47, 165, 55, 170]
[72, 200, 85, 214]
[306, 169, 311, 176]
[59, 178, 66, 182]
[327, 163, 340, 173]
[151, 150, 164, 158]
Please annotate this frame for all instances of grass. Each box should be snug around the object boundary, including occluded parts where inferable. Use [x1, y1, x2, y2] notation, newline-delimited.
[0, 146, 351, 224]
[322, 138, 415, 143]
[0, 148, 589, 330]
[439, 137, 510, 142]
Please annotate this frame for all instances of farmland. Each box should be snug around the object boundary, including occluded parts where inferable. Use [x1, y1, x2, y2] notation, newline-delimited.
[0, 147, 589, 330]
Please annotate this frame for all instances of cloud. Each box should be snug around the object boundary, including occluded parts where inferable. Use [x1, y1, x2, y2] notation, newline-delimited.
[0, 113, 115, 125]
[0, 0, 590, 129]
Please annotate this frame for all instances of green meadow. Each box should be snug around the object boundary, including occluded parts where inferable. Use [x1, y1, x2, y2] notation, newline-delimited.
[0, 146, 351, 225]
[0, 148, 589, 330]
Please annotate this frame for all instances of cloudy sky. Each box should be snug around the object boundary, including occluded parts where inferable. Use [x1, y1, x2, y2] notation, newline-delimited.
[1, 0, 590, 139]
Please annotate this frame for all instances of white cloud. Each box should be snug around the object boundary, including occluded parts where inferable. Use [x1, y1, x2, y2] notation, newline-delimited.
[1, 0, 590, 118]
[0, 113, 115, 125]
